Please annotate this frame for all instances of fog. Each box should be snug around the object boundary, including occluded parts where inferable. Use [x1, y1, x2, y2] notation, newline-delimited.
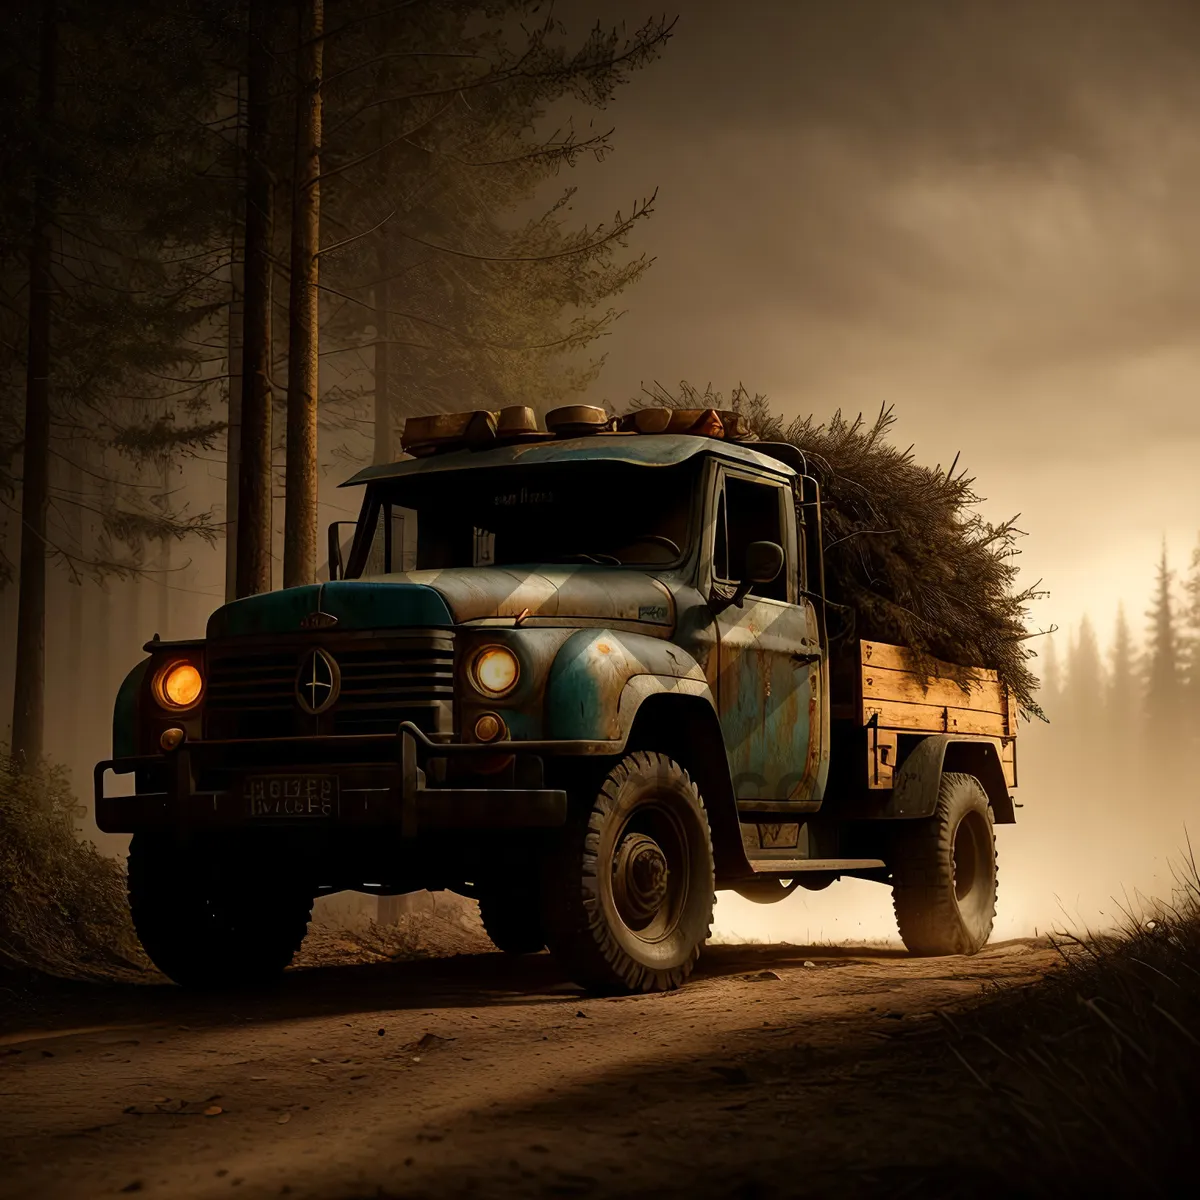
[10, 0, 1200, 945]
[554, 0, 1200, 940]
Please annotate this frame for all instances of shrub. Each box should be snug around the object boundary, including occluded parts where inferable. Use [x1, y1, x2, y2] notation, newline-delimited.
[0, 751, 143, 978]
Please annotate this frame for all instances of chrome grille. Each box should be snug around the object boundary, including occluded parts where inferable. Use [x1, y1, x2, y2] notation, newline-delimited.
[204, 633, 455, 739]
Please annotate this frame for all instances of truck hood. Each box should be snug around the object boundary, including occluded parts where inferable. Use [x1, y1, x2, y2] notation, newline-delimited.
[206, 567, 675, 638]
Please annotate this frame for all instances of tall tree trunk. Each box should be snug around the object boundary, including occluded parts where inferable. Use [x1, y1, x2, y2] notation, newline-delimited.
[373, 241, 392, 465]
[157, 461, 171, 639]
[283, 0, 323, 588]
[12, 0, 58, 769]
[224, 65, 245, 602]
[66, 455, 83, 740]
[237, 0, 275, 596]
[373, 61, 393, 466]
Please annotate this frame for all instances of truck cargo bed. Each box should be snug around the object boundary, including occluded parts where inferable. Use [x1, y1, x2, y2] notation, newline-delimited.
[834, 640, 1017, 791]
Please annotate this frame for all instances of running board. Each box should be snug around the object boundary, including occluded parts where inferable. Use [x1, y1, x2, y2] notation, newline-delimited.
[747, 857, 887, 875]
[737, 799, 823, 816]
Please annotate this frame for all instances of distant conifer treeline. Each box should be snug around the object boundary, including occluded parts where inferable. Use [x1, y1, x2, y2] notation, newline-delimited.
[1040, 539, 1200, 772]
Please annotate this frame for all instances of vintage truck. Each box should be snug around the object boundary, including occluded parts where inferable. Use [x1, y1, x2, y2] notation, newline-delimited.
[96, 403, 1019, 993]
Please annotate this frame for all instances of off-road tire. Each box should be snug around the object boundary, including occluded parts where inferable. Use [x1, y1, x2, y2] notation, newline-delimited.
[541, 751, 714, 994]
[478, 885, 546, 955]
[890, 772, 997, 956]
[128, 833, 313, 989]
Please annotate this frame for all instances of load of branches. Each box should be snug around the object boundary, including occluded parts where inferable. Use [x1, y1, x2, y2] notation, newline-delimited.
[634, 383, 1044, 720]
[0, 752, 143, 979]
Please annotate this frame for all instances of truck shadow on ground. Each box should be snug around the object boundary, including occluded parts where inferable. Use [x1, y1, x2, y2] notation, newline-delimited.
[2, 941, 936, 1038]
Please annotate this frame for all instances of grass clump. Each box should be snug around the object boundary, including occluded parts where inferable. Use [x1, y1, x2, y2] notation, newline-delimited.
[948, 847, 1200, 1197]
[632, 382, 1044, 719]
[0, 751, 143, 979]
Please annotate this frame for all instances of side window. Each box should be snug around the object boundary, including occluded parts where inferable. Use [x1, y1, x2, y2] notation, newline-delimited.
[722, 475, 788, 602]
[712, 489, 729, 581]
[364, 506, 387, 576]
[362, 503, 417, 575]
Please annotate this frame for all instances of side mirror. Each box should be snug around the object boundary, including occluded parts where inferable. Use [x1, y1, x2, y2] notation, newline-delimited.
[744, 540, 784, 585]
[732, 540, 784, 607]
[709, 541, 784, 613]
[326, 520, 356, 581]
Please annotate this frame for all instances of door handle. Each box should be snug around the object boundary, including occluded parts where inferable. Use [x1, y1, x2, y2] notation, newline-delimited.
[791, 652, 821, 667]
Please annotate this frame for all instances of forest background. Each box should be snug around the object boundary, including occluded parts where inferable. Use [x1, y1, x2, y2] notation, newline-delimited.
[1, 0, 1196, 945]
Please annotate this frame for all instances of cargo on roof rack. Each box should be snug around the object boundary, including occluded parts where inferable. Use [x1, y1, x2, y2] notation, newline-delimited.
[399, 404, 758, 457]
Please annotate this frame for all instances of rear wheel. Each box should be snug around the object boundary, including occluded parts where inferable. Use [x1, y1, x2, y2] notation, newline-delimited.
[128, 834, 313, 989]
[542, 751, 714, 994]
[890, 772, 997, 956]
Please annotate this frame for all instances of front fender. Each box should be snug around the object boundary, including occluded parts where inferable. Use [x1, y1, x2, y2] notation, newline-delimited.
[544, 630, 711, 742]
[889, 734, 1014, 823]
[113, 659, 151, 760]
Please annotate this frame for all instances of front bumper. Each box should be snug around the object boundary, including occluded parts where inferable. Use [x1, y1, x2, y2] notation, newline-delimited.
[94, 723, 571, 836]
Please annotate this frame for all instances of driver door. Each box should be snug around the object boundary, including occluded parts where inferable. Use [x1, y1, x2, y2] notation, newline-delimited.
[707, 467, 822, 801]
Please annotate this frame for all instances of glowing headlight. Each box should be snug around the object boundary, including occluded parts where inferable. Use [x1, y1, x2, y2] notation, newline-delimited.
[153, 661, 204, 711]
[471, 646, 519, 697]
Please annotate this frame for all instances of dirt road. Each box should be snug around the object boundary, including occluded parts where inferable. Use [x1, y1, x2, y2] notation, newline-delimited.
[0, 939, 1057, 1200]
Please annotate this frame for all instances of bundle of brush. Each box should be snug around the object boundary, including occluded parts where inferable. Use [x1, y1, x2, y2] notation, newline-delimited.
[631, 382, 1044, 720]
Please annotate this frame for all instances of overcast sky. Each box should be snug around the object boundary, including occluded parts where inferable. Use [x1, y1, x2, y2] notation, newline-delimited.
[557, 0, 1200, 660]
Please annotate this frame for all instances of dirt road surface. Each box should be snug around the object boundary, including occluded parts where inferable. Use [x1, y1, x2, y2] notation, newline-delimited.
[0, 939, 1057, 1200]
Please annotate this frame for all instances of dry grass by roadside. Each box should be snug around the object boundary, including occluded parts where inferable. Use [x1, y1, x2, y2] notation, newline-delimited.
[294, 898, 492, 969]
[0, 751, 145, 980]
[940, 845, 1200, 1198]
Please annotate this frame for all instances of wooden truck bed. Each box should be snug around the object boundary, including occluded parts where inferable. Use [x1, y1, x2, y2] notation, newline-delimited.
[852, 640, 1017, 790]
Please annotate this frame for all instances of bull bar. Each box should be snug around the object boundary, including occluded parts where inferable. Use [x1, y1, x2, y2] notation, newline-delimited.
[92, 721, 596, 836]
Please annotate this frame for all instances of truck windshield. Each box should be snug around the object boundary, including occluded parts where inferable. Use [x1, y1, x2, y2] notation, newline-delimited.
[345, 459, 699, 576]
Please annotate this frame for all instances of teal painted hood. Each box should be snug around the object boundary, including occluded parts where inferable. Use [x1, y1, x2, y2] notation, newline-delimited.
[207, 580, 454, 638]
[206, 568, 674, 638]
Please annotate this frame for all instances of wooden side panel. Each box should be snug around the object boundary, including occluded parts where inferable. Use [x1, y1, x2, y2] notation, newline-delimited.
[863, 699, 1008, 738]
[859, 640, 1012, 738]
[861, 663, 1006, 713]
[861, 640, 998, 682]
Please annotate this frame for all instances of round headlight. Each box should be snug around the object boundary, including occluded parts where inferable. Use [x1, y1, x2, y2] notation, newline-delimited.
[153, 661, 204, 711]
[472, 646, 519, 696]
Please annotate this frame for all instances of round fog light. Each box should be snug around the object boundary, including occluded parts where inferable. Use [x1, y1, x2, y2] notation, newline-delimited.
[160, 727, 186, 752]
[473, 713, 506, 743]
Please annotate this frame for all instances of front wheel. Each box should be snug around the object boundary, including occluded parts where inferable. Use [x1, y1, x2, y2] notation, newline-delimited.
[542, 751, 714, 994]
[128, 834, 314, 989]
[890, 772, 997, 956]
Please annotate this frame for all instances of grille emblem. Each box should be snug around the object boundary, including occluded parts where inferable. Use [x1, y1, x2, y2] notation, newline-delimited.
[296, 648, 340, 714]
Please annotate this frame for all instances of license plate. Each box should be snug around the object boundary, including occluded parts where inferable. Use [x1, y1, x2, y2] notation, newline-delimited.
[244, 774, 339, 819]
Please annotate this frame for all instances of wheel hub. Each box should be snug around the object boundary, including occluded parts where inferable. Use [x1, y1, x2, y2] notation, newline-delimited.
[613, 832, 670, 926]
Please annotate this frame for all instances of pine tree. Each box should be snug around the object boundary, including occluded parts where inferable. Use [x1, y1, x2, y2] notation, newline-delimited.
[1067, 615, 1105, 742]
[1143, 542, 1183, 759]
[1107, 603, 1137, 744]
[1, 0, 240, 763]
[1039, 634, 1061, 723]
[1181, 532, 1200, 730]
[315, 5, 671, 464]
[283, 0, 324, 589]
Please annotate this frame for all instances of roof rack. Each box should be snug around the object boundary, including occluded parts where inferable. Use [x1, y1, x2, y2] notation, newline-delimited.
[400, 404, 758, 458]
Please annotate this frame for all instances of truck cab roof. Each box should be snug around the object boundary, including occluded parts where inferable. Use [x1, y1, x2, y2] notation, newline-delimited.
[340, 432, 799, 487]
